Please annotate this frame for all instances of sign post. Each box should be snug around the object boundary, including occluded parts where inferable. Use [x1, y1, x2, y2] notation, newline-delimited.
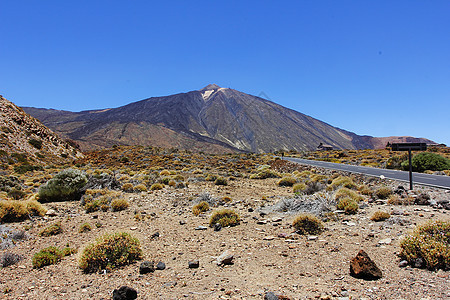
[391, 143, 427, 190]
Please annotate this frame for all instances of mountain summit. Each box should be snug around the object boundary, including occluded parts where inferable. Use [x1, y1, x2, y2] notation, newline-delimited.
[22, 85, 421, 152]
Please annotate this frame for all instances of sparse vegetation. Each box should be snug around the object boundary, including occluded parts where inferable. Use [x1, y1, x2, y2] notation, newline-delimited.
[293, 182, 307, 194]
[0, 200, 47, 223]
[192, 201, 209, 216]
[399, 220, 449, 270]
[278, 176, 297, 187]
[401, 152, 450, 172]
[337, 197, 358, 214]
[370, 211, 391, 222]
[292, 214, 324, 235]
[32, 246, 75, 268]
[209, 209, 240, 227]
[214, 177, 228, 186]
[79, 222, 92, 233]
[110, 198, 129, 211]
[39, 221, 62, 237]
[28, 138, 43, 150]
[150, 183, 163, 190]
[374, 187, 392, 199]
[79, 232, 143, 273]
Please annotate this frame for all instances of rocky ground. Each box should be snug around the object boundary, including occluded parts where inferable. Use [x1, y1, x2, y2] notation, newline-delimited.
[1, 158, 449, 300]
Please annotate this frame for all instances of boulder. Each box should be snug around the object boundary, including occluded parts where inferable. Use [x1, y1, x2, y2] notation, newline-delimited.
[350, 250, 382, 280]
[112, 286, 137, 300]
[139, 261, 155, 274]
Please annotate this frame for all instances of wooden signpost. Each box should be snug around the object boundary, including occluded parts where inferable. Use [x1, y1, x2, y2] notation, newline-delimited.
[390, 143, 427, 190]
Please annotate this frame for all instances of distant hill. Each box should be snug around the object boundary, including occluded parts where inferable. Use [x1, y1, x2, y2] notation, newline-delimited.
[0, 95, 83, 163]
[22, 85, 436, 152]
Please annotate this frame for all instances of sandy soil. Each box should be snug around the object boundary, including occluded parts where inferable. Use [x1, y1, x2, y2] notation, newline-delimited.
[1, 175, 449, 300]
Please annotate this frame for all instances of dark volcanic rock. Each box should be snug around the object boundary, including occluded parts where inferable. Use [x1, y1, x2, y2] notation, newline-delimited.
[139, 261, 155, 274]
[415, 193, 431, 205]
[350, 250, 382, 280]
[112, 286, 137, 300]
[188, 260, 199, 268]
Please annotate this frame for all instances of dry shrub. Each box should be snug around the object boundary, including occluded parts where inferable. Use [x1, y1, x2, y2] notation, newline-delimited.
[311, 174, 328, 183]
[370, 211, 391, 222]
[387, 194, 414, 205]
[334, 187, 364, 202]
[150, 183, 163, 191]
[209, 209, 240, 227]
[292, 214, 324, 235]
[0, 200, 46, 223]
[375, 187, 393, 199]
[214, 177, 228, 186]
[133, 184, 147, 192]
[111, 198, 129, 212]
[329, 175, 356, 190]
[400, 220, 449, 270]
[39, 221, 62, 237]
[192, 201, 209, 216]
[79, 232, 143, 273]
[337, 197, 358, 214]
[79, 222, 92, 233]
[250, 169, 281, 179]
[121, 183, 133, 192]
[358, 184, 373, 196]
[159, 170, 170, 176]
[293, 182, 307, 194]
[278, 176, 297, 187]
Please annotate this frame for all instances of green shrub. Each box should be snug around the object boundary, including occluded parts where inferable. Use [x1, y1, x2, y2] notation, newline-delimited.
[28, 138, 43, 150]
[401, 152, 450, 172]
[79, 232, 143, 273]
[400, 220, 449, 270]
[110, 198, 129, 211]
[39, 221, 63, 237]
[214, 177, 228, 186]
[38, 169, 87, 202]
[7, 188, 26, 200]
[0, 200, 46, 223]
[278, 176, 297, 187]
[374, 187, 392, 199]
[209, 209, 240, 227]
[292, 214, 324, 235]
[192, 201, 209, 216]
[79, 222, 92, 233]
[386, 154, 408, 169]
[337, 197, 358, 214]
[14, 164, 43, 174]
[370, 211, 391, 222]
[32, 246, 75, 268]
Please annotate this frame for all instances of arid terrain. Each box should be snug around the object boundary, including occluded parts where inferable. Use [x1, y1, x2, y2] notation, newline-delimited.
[1, 147, 449, 299]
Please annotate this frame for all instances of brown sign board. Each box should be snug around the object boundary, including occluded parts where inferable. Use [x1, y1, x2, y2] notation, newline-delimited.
[391, 143, 427, 151]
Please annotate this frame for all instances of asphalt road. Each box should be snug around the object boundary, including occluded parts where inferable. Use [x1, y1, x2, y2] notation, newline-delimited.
[285, 157, 450, 190]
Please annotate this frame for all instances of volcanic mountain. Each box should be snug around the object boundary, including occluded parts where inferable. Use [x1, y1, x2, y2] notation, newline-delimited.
[21, 85, 433, 152]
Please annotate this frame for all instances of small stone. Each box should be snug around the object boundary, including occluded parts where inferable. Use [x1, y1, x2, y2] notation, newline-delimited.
[214, 223, 222, 231]
[264, 291, 279, 300]
[130, 227, 138, 230]
[112, 286, 137, 300]
[257, 220, 268, 225]
[195, 226, 207, 230]
[350, 250, 382, 280]
[188, 260, 199, 268]
[139, 261, 155, 274]
[398, 260, 408, 268]
[45, 209, 58, 216]
[153, 261, 165, 270]
[216, 250, 234, 266]
[272, 217, 282, 222]
[308, 235, 318, 241]
[378, 238, 392, 245]
[263, 236, 276, 240]
[179, 220, 186, 225]
[150, 232, 160, 239]
[248, 207, 254, 212]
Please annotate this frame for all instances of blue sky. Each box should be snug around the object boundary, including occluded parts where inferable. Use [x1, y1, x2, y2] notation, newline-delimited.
[1, 1, 449, 145]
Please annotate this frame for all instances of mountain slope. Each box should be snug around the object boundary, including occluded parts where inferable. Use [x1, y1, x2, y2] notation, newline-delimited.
[21, 85, 431, 152]
[0, 95, 83, 163]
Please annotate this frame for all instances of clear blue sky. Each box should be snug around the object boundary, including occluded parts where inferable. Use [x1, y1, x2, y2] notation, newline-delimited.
[1, 1, 449, 145]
